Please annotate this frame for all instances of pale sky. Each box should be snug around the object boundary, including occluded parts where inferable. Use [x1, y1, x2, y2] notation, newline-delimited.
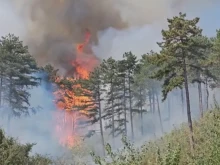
[198, 5, 220, 36]
[0, 0, 219, 58]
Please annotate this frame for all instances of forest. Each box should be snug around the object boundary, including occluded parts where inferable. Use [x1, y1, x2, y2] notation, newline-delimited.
[1, 12, 220, 165]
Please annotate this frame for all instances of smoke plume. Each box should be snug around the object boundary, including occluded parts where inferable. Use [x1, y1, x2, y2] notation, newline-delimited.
[9, 0, 218, 75]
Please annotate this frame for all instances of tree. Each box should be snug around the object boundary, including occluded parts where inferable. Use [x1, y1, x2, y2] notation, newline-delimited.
[101, 58, 126, 140]
[117, 59, 128, 136]
[122, 52, 138, 140]
[140, 52, 163, 133]
[77, 67, 106, 155]
[42, 64, 59, 83]
[210, 30, 220, 83]
[209, 30, 220, 102]
[148, 13, 204, 151]
[0, 34, 40, 129]
[132, 65, 147, 136]
[188, 36, 213, 116]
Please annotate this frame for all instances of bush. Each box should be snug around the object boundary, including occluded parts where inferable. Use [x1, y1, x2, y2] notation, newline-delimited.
[0, 129, 51, 165]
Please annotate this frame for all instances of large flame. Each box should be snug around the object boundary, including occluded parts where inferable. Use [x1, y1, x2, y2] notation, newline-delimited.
[54, 30, 98, 148]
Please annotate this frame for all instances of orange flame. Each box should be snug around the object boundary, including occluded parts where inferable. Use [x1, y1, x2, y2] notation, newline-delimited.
[54, 30, 98, 148]
[76, 30, 91, 53]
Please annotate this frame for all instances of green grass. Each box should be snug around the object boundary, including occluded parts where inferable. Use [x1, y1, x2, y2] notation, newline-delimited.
[91, 108, 220, 165]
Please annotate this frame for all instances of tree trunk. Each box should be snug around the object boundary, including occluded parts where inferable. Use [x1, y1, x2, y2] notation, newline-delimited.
[7, 115, 11, 135]
[181, 88, 184, 115]
[0, 73, 2, 107]
[98, 89, 105, 156]
[128, 76, 134, 140]
[7, 76, 13, 134]
[152, 90, 156, 114]
[168, 96, 171, 121]
[123, 77, 127, 136]
[149, 91, 152, 113]
[111, 82, 115, 146]
[205, 79, 209, 110]
[140, 88, 144, 136]
[198, 82, 203, 117]
[111, 99, 115, 142]
[156, 93, 163, 133]
[183, 59, 195, 152]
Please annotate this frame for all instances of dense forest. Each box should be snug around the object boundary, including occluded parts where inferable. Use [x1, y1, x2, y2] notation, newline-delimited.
[1, 13, 220, 165]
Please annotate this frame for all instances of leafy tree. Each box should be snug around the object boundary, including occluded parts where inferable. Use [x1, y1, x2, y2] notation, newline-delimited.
[147, 13, 204, 151]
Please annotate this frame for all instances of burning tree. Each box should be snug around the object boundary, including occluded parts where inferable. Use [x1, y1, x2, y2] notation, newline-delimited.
[48, 30, 100, 148]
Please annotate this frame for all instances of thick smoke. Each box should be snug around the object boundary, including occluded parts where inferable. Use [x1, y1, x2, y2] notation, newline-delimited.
[11, 0, 128, 75]
[9, 0, 218, 75]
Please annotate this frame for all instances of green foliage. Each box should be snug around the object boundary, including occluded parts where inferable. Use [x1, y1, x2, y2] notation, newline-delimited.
[209, 29, 220, 88]
[0, 128, 51, 165]
[101, 57, 126, 137]
[42, 64, 59, 83]
[0, 34, 40, 117]
[148, 13, 203, 101]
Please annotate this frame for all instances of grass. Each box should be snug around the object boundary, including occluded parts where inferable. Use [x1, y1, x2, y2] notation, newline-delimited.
[91, 107, 220, 165]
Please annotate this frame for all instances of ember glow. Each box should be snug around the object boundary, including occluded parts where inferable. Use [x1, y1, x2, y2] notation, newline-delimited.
[54, 31, 99, 148]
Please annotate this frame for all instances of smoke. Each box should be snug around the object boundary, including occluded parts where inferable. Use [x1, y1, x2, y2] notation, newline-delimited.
[0, 77, 64, 156]
[7, 0, 218, 75]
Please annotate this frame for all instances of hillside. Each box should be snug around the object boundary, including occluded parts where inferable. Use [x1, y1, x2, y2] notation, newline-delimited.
[1, 105, 220, 165]
[92, 105, 220, 165]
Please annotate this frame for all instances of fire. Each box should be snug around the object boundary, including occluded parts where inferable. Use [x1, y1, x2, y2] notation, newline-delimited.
[76, 30, 91, 54]
[54, 30, 98, 148]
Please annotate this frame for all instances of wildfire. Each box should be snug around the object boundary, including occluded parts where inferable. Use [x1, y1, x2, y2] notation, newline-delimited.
[76, 29, 91, 54]
[54, 30, 98, 148]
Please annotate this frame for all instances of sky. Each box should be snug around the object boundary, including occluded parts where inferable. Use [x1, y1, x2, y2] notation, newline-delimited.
[0, 0, 219, 59]
[0, 1, 25, 37]
[198, 5, 220, 36]
[0, 1, 219, 37]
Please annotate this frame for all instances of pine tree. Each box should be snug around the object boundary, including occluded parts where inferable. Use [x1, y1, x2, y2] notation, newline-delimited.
[42, 64, 59, 83]
[101, 58, 126, 140]
[77, 67, 106, 155]
[117, 59, 128, 136]
[122, 52, 138, 140]
[0, 34, 40, 127]
[140, 52, 163, 133]
[209, 30, 220, 103]
[132, 64, 147, 136]
[147, 13, 204, 151]
[189, 36, 214, 116]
